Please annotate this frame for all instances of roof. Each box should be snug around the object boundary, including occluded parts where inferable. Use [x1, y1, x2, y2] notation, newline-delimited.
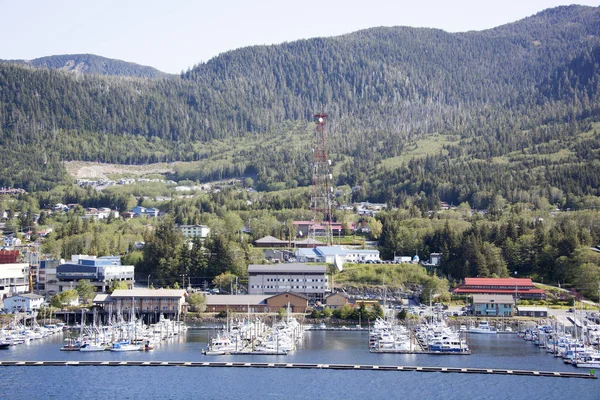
[472, 294, 514, 303]
[517, 306, 549, 312]
[254, 235, 287, 244]
[248, 263, 327, 274]
[11, 293, 44, 300]
[268, 291, 309, 301]
[93, 294, 111, 303]
[463, 278, 534, 287]
[110, 289, 186, 298]
[326, 292, 348, 299]
[316, 246, 347, 257]
[204, 295, 270, 306]
[453, 288, 546, 295]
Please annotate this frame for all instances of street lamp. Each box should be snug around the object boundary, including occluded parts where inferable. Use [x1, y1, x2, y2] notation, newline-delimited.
[147, 275, 151, 289]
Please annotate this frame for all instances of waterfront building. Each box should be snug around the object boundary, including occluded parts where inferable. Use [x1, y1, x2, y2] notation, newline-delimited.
[516, 305, 548, 317]
[453, 278, 545, 299]
[93, 289, 187, 319]
[2, 293, 44, 312]
[248, 263, 328, 301]
[203, 292, 309, 313]
[45, 255, 134, 296]
[472, 294, 514, 317]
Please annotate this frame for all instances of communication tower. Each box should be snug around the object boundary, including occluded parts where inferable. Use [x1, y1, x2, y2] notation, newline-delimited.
[311, 113, 333, 246]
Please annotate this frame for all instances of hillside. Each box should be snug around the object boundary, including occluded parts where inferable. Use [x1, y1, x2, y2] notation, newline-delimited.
[0, 5, 599, 209]
[4, 53, 169, 78]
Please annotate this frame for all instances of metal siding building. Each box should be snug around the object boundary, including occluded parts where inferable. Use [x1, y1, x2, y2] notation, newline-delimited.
[248, 263, 328, 300]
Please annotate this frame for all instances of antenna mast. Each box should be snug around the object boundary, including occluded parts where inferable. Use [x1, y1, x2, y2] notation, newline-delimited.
[311, 113, 333, 246]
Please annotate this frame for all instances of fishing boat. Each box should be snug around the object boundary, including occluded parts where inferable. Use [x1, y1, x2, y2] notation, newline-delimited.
[469, 321, 497, 334]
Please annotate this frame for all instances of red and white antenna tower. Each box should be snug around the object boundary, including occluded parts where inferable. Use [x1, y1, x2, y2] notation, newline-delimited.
[311, 113, 333, 246]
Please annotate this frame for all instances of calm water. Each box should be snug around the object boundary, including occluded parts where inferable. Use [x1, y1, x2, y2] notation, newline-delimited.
[0, 329, 598, 400]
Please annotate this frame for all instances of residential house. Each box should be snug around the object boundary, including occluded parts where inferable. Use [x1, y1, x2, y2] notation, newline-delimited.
[3, 293, 44, 312]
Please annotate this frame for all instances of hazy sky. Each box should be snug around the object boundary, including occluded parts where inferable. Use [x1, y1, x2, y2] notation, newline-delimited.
[2, 1, 599, 73]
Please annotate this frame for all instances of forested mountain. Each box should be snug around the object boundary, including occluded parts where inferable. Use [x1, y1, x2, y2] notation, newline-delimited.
[0, 5, 599, 209]
[4, 53, 169, 78]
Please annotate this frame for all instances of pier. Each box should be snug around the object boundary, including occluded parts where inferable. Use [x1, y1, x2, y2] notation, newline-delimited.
[0, 360, 595, 379]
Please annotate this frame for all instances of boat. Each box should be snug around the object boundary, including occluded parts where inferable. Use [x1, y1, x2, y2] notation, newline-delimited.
[60, 338, 81, 351]
[79, 342, 107, 352]
[110, 342, 142, 352]
[0, 342, 11, 349]
[573, 353, 600, 368]
[469, 321, 497, 334]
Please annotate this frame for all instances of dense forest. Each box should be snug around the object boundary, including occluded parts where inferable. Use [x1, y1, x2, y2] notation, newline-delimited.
[0, 5, 599, 207]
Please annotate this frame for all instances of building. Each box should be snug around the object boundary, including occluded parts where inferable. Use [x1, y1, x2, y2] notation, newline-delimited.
[131, 206, 159, 218]
[247, 263, 328, 300]
[294, 246, 380, 265]
[453, 278, 545, 300]
[472, 294, 514, 317]
[3, 293, 44, 313]
[325, 292, 349, 309]
[178, 224, 210, 239]
[0, 263, 29, 299]
[203, 292, 309, 314]
[292, 221, 342, 237]
[45, 255, 134, 296]
[254, 235, 288, 248]
[93, 289, 186, 320]
[516, 306, 548, 318]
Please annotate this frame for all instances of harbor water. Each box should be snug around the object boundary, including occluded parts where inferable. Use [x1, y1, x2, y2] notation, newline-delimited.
[0, 328, 598, 399]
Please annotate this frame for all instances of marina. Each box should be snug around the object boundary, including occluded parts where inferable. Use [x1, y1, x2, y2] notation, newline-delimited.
[1, 324, 599, 399]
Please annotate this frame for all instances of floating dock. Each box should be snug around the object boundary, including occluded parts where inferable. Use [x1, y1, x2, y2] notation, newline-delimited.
[0, 361, 595, 379]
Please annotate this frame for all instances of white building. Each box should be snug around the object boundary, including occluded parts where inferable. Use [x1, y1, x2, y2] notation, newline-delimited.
[178, 224, 211, 239]
[247, 263, 328, 300]
[3, 293, 44, 312]
[295, 246, 380, 265]
[0, 263, 29, 299]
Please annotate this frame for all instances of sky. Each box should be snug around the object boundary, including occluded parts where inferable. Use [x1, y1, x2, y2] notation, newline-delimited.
[1, 0, 599, 74]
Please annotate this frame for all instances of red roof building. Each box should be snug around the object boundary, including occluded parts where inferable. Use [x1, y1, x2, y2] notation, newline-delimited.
[0, 249, 19, 264]
[453, 277, 545, 299]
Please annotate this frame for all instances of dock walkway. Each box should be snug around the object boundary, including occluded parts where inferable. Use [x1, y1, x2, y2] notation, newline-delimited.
[0, 360, 594, 379]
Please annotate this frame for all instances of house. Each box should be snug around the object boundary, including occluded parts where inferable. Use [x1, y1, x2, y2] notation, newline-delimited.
[516, 306, 548, 318]
[429, 253, 442, 266]
[472, 294, 514, 317]
[131, 206, 159, 218]
[247, 263, 328, 301]
[2, 293, 44, 312]
[453, 278, 545, 300]
[325, 292, 349, 309]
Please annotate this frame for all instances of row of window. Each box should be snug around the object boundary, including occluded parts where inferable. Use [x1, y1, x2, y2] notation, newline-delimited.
[265, 278, 326, 282]
[252, 285, 321, 290]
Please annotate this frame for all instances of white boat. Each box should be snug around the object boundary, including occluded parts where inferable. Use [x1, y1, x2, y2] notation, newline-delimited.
[573, 353, 600, 368]
[110, 342, 142, 352]
[469, 321, 497, 334]
[80, 343, 106, 352]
